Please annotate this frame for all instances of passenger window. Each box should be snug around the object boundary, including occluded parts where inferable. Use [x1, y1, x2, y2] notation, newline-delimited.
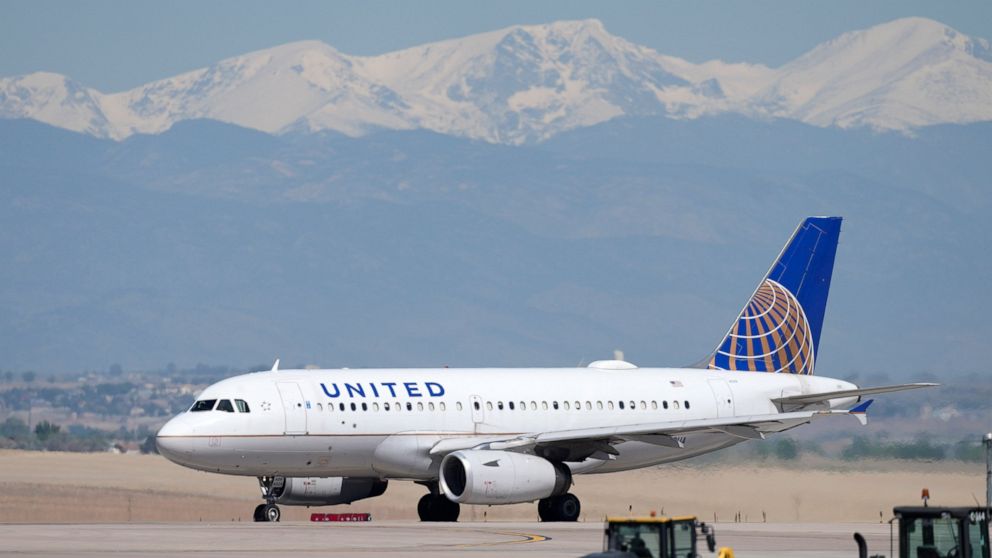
[673, 401, 680, 410]
[456, 402, 463, 411]
[651, 401, 658, 410]
[440, 402, 446, 411]
[216, 399, 235, 412]
[508, 401, 515, 410]
[497, 401, 504, 410]
[552, 401, 559, 410]
[473, 401, 480, 411]
[630, 400, 636, 410]
[520, 401, 526, 410]
[575, 401, 581, 410]
[619, 401, 625, 410]
[428, 402, 435, 411]
[339, 403, 345, 411]
[685, 400, 691, 410]
[597, 401, 604, 410]
[486, 402, 493, 411]
[663, 401, 669, 410]
[350, 403, 357, 411]
[542, 401, 549, 410]
[406, 402, 413, 411]
[190, 399, 217, 412]
[235, 399, 251, 413]
[608, 401, 615, 410]
[563, 401, 570, 410]
[316, 403, 323, 412]
[384, 402, 390, 411]
[640, 401, 646, 410]
[531, 401, 537, 410]
[417, 402, 424, 411]
[373, 403, 380, 411]
[362, 402, 368, 411]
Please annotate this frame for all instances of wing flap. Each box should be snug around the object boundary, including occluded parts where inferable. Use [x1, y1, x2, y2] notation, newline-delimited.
[772, 383, 937, 408]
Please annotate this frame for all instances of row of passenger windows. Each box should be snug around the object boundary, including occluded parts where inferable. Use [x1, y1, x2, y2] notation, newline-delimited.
[474, 399, 691, 412]
[320, 401, 449, 412]
[189, 399, 251, 413]
[316, 399, 691, 413]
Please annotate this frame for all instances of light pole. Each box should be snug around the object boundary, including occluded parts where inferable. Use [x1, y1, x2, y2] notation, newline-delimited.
[984, 433, 992, 512]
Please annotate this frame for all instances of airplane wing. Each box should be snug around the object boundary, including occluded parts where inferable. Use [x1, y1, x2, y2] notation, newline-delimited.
[429, 403, 873, 460]
[771, 383, 937, 411]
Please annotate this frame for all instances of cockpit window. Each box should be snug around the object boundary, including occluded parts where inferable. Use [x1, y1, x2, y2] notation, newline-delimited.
[216, 399, 235, 412]
[190, 399, 216, 412]
[235, 399, 250, 413]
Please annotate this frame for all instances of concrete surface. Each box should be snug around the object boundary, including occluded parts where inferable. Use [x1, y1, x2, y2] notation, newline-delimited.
[0, 521, 890, 557]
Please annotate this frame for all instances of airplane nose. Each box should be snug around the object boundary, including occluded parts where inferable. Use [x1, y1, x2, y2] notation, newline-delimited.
[156, 416, 194, 460]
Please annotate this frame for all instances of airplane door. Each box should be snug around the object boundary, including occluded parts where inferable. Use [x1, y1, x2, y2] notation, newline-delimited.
[707, 379, 735, 418]
[276, 382, 308, 435]
[469, 395, 484, 432]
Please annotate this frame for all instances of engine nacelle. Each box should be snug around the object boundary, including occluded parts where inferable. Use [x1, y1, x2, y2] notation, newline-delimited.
[271, 477, 387, 506]
[439, 450, 571, 505]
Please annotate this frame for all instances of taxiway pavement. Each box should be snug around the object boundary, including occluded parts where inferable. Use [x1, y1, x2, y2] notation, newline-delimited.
[0, 521, 889, 557]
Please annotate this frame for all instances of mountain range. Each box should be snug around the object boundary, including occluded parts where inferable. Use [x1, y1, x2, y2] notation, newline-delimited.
[0, 16, 990, 377]
[2, 17, 991, 143]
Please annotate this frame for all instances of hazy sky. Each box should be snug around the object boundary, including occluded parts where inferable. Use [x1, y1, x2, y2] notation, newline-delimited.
[3, 0, 991, 91]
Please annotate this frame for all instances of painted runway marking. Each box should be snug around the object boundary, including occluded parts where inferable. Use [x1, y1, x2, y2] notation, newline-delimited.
[453, 529, 551, 547]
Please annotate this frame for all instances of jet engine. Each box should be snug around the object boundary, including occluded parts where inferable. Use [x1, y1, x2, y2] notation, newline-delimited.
[439, 450, 571, 505]
[269, 477, 387, 506]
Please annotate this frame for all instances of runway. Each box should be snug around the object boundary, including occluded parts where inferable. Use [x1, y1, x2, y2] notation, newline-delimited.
[0, 521, 888, 557]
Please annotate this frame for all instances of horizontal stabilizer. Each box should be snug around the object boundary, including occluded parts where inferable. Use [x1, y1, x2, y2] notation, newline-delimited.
[772, 383, 937, 408]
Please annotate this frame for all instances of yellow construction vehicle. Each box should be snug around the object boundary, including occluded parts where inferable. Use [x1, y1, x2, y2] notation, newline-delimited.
[583, 515, 731, 558]
[854, 506, 989, 558]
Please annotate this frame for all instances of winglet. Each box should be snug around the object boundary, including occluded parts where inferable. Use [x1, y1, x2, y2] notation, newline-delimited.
[270, 359, 280, 372]
[848, 399, 873, 426]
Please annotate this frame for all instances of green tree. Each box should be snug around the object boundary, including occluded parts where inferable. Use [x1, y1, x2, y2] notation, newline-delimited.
[775, 438, 799, 460]
[0, 417, 30, 440]
[21, 370, 36, 383]
[34, 420, 61, 441]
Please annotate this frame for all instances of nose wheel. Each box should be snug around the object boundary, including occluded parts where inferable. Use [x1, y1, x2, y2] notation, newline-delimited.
[253, 503, 281, 522]
[253, 476, 282, 522]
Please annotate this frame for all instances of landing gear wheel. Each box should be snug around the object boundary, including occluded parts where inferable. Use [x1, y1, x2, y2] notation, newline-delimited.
[263, 503, 281, 522]
[418, 494, 460, 522]
[538, 493, 581, 522]
[253, 504, 266, 522]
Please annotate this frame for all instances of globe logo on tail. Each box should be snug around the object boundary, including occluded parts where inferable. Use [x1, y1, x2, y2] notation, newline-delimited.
[708, 279, 815, 375]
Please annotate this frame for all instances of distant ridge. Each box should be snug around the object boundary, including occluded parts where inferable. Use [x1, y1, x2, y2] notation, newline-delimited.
[2, 17, 991, 143]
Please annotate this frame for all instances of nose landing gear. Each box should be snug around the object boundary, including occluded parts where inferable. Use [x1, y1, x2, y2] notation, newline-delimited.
[253, 476, 282, 522]
[253, 503, 281, 522]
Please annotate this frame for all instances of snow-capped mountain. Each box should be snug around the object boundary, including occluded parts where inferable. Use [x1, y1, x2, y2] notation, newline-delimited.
[1, 17, 990, 143]
[748, 17, 992, 130]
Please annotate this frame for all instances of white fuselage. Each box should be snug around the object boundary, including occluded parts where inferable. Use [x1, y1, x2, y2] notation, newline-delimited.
[156, 366, 857, 479]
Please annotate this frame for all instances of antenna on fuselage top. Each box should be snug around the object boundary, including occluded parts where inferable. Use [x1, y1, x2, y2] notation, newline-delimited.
[270, 359, 280, 372]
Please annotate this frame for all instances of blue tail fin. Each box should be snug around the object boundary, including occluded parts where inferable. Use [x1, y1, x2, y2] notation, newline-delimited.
[707, 217, 842, 375]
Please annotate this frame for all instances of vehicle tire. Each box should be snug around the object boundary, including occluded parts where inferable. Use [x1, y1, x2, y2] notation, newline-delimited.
[263, 503, 281, 522]
[537, 497, 554, 522]
[553, 493, 581, 522]
[441, 498, 460, 522]
[418, 494, 437, 522]
[253, 504, 267, 522]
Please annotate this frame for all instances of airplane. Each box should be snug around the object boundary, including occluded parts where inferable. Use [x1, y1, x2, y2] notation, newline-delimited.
[156, 216, 935, 523]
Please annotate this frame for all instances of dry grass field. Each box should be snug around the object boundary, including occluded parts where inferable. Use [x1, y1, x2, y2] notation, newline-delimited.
[0, 450, 983, 524]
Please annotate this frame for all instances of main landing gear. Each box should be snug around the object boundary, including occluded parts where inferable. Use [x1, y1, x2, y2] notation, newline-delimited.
[254, 476, 281, 522]
[417, 482, 460, 522]
[538, 493, 581, 522]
